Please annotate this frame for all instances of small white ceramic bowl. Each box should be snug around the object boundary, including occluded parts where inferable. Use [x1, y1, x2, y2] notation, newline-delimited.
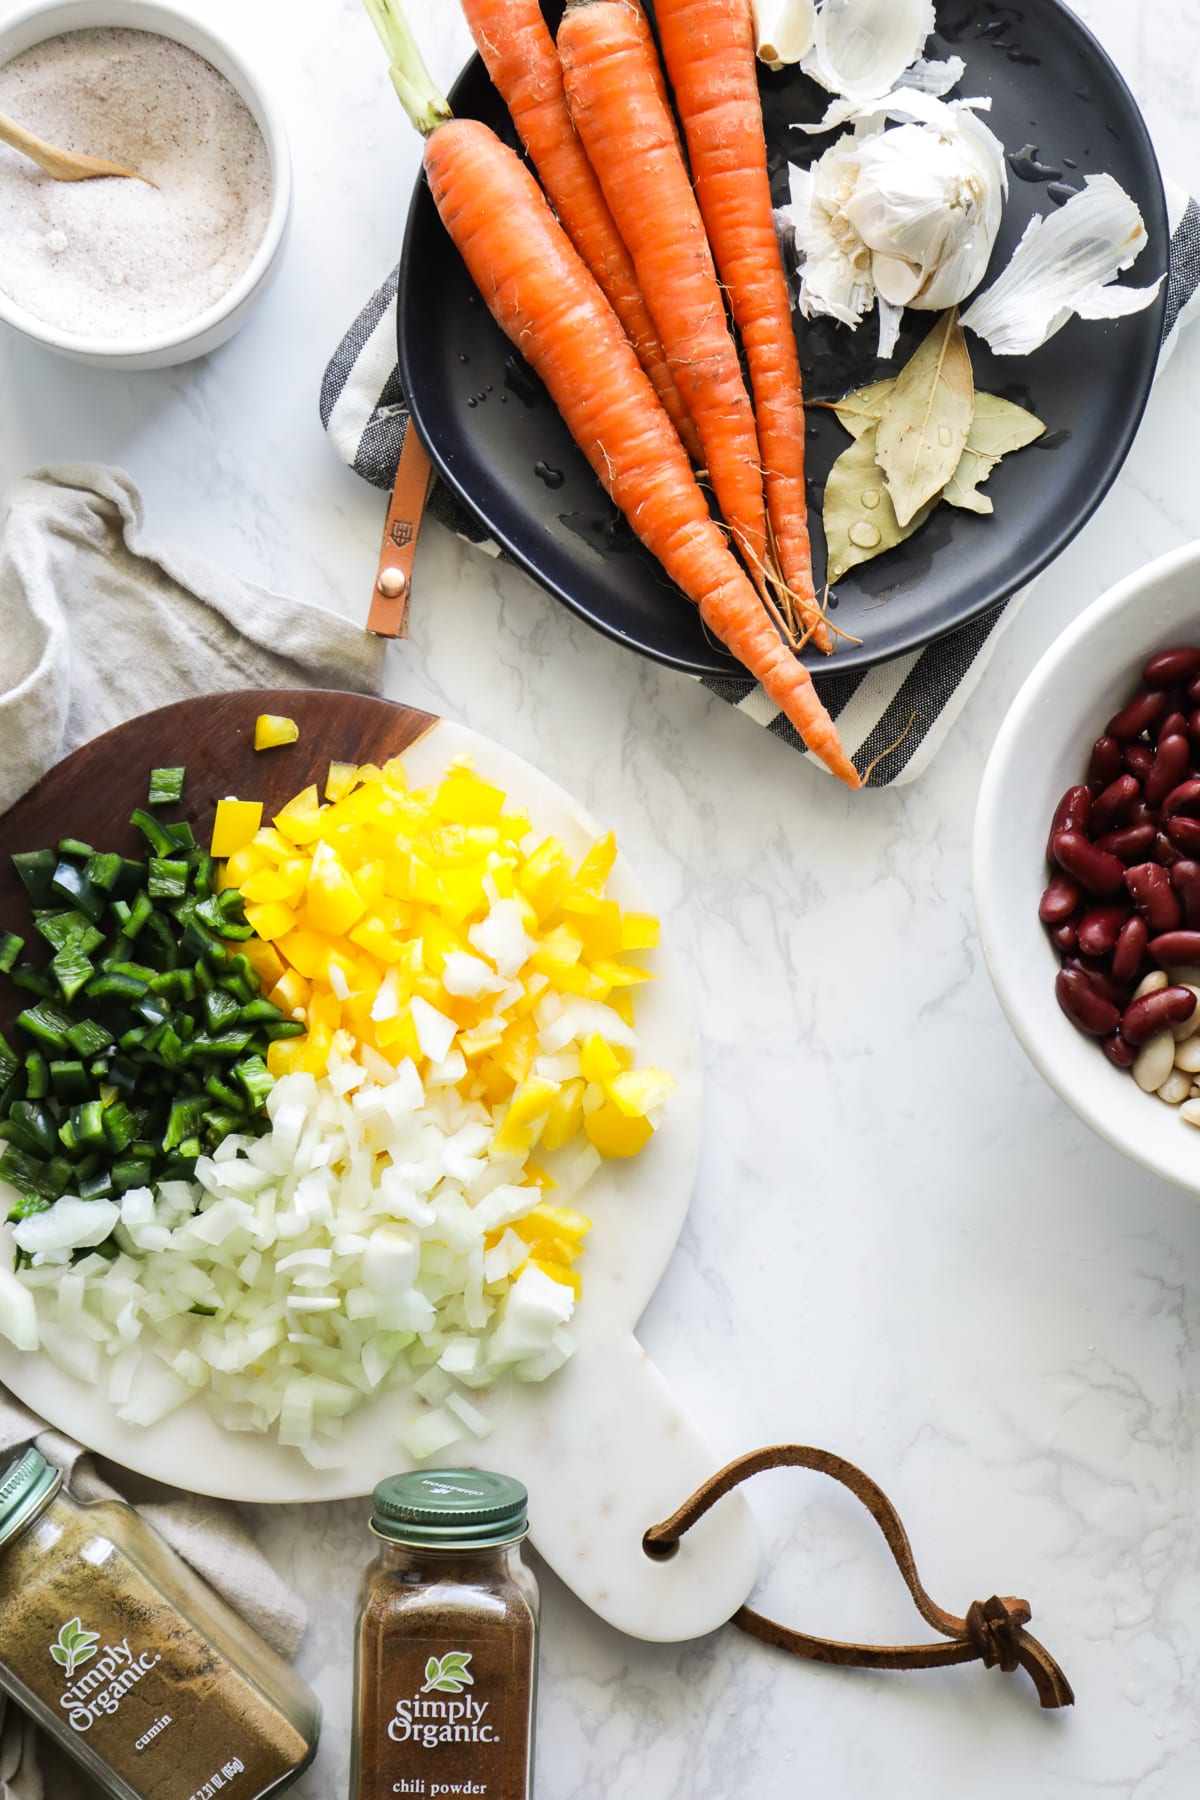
[974, 541, 1200, 1197]
[0, 0, 291, 368]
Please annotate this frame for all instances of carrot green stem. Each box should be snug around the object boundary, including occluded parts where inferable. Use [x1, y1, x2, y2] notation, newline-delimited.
[362, 0, 453, 136]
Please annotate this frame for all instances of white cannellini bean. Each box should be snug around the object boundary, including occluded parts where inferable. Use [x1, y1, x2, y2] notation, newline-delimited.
[1175, 1036, 1200, 1072]
[1134, 970, 1170, 1000]
[1181, 1100, 1200, 1128]
[1170, 987, 1200, 1041]
[1157, 1068, 1192, 1105]
[1134, 1031, 1176, 1093]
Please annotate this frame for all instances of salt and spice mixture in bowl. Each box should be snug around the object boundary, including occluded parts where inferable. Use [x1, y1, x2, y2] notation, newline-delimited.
[0, 0, 291, 367]
[974, 540, 1200, 1198]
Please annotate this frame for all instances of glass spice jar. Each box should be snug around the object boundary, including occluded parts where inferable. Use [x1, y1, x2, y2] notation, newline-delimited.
[0, 1447, 321, 1800]
[351, 1469, 540, 1800]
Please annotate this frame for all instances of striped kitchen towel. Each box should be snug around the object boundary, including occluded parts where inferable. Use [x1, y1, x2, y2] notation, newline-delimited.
[321, 181, 1200, 787]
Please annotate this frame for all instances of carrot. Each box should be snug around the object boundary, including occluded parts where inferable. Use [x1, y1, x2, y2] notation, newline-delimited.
[458, 0, 701, 463]
[653, 0, 829, 652]
[557, 0, 772, 595]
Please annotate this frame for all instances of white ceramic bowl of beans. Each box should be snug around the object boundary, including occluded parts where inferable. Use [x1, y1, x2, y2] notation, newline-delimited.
[974, 539, 1200, 1197]
[0, 0, 291, 368]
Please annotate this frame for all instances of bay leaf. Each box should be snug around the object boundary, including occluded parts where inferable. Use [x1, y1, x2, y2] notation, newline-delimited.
[874, 309, 975, 527]
[826, 378, 896, 440]
[823, 424, 938, 581]
[942, 392, 1045, 515]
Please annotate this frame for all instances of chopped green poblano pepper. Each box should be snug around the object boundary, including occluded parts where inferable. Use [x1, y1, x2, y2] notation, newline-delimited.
[148, 767, 185, 805]
[0, 773, 307, 1229]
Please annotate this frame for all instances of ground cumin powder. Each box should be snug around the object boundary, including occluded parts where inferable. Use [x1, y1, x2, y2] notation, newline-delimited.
[352, 1470, 539, 1800]
[0, 1448, 320, 1800]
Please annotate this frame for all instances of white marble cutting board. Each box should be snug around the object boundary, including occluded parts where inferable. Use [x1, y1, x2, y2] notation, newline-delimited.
[0, 718, 759, 1642]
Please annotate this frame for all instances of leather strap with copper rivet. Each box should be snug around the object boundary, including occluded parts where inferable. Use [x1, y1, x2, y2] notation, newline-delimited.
[643, 1446, 1075, 1711]
[368, 422, 434, 639]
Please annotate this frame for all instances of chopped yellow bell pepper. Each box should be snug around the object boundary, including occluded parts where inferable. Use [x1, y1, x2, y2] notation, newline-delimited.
[607, 1068, 678, 1118]
[585, 1102, 654, 1158]
[325, 761, 359, 802]
[579, 1034, 620, 1084]
[306, 843, 367, 936]
[254, 713, 299, 751]
[210, 799, 264, 860]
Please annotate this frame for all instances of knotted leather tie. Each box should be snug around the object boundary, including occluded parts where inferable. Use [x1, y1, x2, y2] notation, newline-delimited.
[644, 1445, 1074, 1710]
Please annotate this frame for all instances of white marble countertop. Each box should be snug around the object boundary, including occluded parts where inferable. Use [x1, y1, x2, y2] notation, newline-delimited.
[4, 0, 1200, 1793]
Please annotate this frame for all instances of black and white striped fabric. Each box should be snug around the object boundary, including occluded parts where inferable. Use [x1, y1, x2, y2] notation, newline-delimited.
[322, 181, 1200, 786]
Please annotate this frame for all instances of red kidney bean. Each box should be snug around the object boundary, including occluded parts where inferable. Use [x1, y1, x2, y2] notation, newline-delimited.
[1187, 671, 1200, 706]
[1168, 816, 1200, 855]
[1056, 967, 1121, 1036]
[1095, 824, 1158, 862]
[1143, 648, 1200, 688]
[1162, 778, 1200, 818]
[1156, 831, 1184, 868]
[1111, 915, 1149, 985]
[1171, 859, 1200, 927]
[1051, 920, 1078, 952]
[1159, 710, 1189, 743]
[1148, 930, 1200, 962]
[1039, 873, 1081, 923]
[1188, 709, 1200, 746]
[1070, 960, 1131, 1008]
[1048, 785, 1092, 856]
[1123, 744, 1154, 779]
[1077, 903, 1131, 957]
[1124, 862, 1182, 932]
[1120, 985, 1199, 1045]
[1108, 689, 1166, 741]
[1089, 735, 1125, 784]
[1052, 831, 1126, 895]
[1144, 734, 1191, 809]
[1089, 774, 1141, 834]
[1102, 1031, 1138, 1069]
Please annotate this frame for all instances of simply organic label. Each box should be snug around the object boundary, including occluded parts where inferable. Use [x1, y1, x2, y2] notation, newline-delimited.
[50, 1618, 162, 1733]
[389, 1653, 499, 1750]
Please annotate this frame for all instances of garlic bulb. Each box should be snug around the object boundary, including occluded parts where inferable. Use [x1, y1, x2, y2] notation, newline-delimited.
[751, 0, 815, 69]
[781, 95, 1006, 356]
[961, 174, 1163, 355]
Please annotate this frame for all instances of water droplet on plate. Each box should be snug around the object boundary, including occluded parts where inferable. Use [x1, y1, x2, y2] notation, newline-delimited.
[534, 461, 564, 490]
[458, 353, 470, 364]
[848, 521, 881, 549]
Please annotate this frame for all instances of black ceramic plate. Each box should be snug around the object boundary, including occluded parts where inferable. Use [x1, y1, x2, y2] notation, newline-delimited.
[397, 0, 1168, 678]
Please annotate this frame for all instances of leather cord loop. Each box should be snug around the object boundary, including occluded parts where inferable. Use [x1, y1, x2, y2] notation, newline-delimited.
[644, 1446, 1074, 1711]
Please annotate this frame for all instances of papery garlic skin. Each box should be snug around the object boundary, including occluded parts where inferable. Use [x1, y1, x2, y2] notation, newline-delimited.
[780, 97, 1006, 356]
[961, 173, 1163, 355]
[806, 0, 935, 101]
[751, 0, 815, 68]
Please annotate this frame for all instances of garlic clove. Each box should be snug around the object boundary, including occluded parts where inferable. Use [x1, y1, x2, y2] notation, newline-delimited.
[751, 0, 816, 68]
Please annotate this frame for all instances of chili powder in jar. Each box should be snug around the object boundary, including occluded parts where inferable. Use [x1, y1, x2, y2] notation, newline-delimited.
[351, 1469, 539, 1800]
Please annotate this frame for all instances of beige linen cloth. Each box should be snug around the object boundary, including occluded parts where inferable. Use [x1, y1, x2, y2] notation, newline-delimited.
[0, 464, 386, 1798]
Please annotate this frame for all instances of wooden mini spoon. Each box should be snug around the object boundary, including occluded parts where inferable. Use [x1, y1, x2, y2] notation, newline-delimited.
[0, 109, 153, 184]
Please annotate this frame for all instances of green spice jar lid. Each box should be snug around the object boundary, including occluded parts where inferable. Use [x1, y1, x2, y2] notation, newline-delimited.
[0, 1448, 62, 1550]
[371, 1469, 528, 1547]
